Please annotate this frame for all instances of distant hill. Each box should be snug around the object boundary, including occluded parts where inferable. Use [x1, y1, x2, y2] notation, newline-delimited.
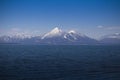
[99, 33, 120, 45]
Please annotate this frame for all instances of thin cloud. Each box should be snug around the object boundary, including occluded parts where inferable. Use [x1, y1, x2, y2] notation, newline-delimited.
[106, 27, 120, 30]
[97, 25, 120, 30]
[97, 25, 104, 28]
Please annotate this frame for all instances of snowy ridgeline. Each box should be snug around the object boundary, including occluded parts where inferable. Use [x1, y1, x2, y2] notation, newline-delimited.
[0, 27, 120, 44]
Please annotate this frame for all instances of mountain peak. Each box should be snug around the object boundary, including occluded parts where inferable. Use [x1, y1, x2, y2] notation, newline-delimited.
[50, 27, 62, 34]
[68, 30, 76, 34]
[41, 27, 62, 39]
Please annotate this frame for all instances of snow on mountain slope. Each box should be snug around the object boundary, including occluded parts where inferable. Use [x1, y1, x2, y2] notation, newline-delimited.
[0, 27, 98, 44]
[41, 27, 63, 39]
[40, 28, 98, 44]
[64, 30, 87, 41]
[41, 28, 87, 40]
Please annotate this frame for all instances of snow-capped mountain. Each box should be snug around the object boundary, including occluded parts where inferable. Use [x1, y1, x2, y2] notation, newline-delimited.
[0, 27, 98, 44]
[0, 34, 37, 44]
[41, 27, 63, 39]
[64, 30, 87, 41]
[0, 35, 41, 44]
[1, 27, 119, 45]
[100, 33, 120, 44]
[40, 27, 98, 45]
[39, 27, 66, 44]
[0, 33, 32, 40]
[0, 35, 23, 43]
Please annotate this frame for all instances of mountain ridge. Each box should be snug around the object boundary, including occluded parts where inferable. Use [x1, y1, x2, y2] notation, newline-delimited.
[0, 27, 120, 45]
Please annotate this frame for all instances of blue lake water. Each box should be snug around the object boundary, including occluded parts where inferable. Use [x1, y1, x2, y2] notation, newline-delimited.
[0, 45, 120, 80]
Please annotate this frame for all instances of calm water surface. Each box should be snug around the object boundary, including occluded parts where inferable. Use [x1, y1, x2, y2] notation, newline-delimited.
[0, 45, 120, 80]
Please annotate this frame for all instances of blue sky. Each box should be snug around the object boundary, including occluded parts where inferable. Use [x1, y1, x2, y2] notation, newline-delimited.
[0, 0, 120, 39]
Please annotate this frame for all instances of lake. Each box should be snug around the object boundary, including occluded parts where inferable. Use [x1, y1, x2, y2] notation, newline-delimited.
[0, 45, 120, 80]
